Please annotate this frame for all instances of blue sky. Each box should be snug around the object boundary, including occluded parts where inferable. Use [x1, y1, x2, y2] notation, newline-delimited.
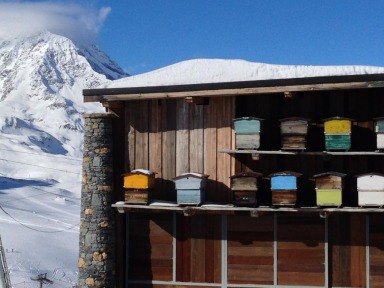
[94, 0, 384, 75]
[3, 0, 384, 75]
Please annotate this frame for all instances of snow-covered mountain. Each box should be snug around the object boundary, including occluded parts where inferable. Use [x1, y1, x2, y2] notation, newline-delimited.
[0, 31, 126, 287]
[0, 31, 126, 157]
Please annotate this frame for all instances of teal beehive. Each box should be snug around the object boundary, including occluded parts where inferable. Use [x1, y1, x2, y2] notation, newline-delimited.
[233, 117, 263, 149]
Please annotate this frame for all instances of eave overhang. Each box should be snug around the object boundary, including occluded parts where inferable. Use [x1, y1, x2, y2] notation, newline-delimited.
[83, 73, 384, 103]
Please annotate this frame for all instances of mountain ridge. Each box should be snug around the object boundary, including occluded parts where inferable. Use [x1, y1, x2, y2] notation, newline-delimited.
[0, 31, 127, 157]
[0, 31, 126, 286]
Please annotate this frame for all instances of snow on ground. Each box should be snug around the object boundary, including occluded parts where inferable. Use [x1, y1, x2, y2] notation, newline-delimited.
[106, 59, 384, 88]
[0, 147, 81, 287]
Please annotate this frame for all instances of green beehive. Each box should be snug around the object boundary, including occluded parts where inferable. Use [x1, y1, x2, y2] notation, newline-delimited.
[324, 134, 351, 151]
[313, 172, 346, 207]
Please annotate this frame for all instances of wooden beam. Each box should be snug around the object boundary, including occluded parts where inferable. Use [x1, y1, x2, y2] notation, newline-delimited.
[84, 81, 384, 102]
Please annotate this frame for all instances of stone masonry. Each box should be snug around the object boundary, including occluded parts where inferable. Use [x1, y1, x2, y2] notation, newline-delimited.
[78, 113, 116, 288]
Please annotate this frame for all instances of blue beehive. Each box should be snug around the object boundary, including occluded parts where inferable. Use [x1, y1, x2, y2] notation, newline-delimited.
[173, 173, 209, 205]
[269, 171, 302, 206]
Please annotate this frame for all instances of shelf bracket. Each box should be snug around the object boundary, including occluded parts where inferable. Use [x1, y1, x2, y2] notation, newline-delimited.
[251, 153, 261, 160]
[183, 207, 196, 216]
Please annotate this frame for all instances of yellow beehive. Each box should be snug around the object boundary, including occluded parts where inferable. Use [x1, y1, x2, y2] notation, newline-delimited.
[323, 117, 352, 134]
[123, 169, 156, 189]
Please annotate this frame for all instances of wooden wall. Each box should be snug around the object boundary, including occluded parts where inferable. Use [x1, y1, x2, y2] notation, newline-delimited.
[370, 214, 384, 288]
[227, 215, 274, 285]
[234, 89, 384, 206]
[125, 97, 235, 203]
[123, 88, 384, 206]
[128, 213, 174, 281]
[126, 212, 384, 287]
[122, 87, 384, 287]
[277, 214, 325, 286]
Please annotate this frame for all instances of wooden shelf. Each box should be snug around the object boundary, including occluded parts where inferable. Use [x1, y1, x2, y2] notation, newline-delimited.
[112, 201, 384, 217]
[219, 149, 384, 156]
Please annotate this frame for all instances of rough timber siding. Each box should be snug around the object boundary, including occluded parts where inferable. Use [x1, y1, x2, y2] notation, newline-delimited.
[277, 214, 325, 286]
[369, 214, 384, 288]
[125, 97, 235, 203]
[128, 213, 174, 281]
[115, 88, 384, 287]
[227, 215, 274, 285]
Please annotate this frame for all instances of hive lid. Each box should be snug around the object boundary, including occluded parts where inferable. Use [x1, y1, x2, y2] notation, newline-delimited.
[268, 171, 302, 177]
[355, 172, 384, 178]
[233, 116, 264, 122]
[230, 171, 263, 178]
[313, 171, 347, 178]
[173, 172, 209, 180]
[123, 169, 156, 176]
[279, 117, 311, 122]
[322, 116, 354, 122]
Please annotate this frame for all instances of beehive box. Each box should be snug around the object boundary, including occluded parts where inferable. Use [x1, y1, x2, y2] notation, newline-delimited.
[280, 117, 310, 134]
[230, 172, 262, 207]
[123, 169, 156, 204]
[357, 173, 384, 207]
[123, 169, 156, 189]
[313, 172, 346, 207]
[173, 173, 209, 205]
[280, 118, 310, 150]
[374, 117, 384, 150]
[124, 189, 153, 204]
[269, 171, 302, 206]
[325, 134, 351, 151]
[323, 117, 352, 151]
[233, 117, 263, 149]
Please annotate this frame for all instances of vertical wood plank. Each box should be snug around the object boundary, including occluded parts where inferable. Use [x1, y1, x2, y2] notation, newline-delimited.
[176, 99, 189, 175]
[213, 215, 222, 283]
[227, 215, 274, 285]
[190, 216, 206, 282]
[277, 214, 325, 287]
[204, 98, 218, 202]
[128, 213, 173, 281]
[369, 214, 384, 288]
[176, 215, 221, 284]
[162, 100, 177, 200]
[329, 214, 347, 286]
[126, 101, 137, 170]
[135, 100, 149, 169]
[216, 97, 234, 203]
[189, 104, 204, 173]
[329, 214, 366, 287]
[350, 214, 367, 287]
[176, 215, 191, 282]
[149, 100, 163, 197]
[204, 217, 215, 283]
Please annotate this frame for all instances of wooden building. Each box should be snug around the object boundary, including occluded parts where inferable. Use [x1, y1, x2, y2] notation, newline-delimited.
[82, 71, 384, 288]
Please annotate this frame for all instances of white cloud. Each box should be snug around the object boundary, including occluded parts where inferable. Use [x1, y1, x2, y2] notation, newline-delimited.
[0, 1, 111, 44]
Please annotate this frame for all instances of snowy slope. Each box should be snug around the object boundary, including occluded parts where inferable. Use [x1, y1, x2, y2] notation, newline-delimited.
[0, 31, 126, 287]
[107, 58, 384, 88]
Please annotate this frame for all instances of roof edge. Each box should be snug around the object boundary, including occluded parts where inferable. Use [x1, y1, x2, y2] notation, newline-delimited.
[84, 73, 384, 102]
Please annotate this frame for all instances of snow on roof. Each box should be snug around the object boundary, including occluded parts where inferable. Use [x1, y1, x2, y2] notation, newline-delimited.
[105, 59, 384, 88]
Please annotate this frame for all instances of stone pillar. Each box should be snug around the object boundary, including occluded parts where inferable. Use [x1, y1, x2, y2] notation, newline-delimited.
[78, 113, 116, 288]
